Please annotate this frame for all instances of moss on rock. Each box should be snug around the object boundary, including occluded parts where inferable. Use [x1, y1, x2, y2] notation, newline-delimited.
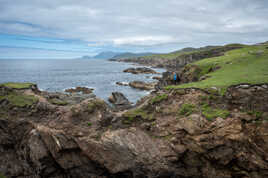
[201, 104, 230, 121]
[150, 94, 168, 104]
[1, 82, 35, 89]
[48, 98, 68, 106]
[123, 107, 154, 124]
[178, 103, 197, 116]
[0, 93, 39, 108]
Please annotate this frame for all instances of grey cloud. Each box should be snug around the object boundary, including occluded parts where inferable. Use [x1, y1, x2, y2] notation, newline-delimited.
[0, 0, 268, 52]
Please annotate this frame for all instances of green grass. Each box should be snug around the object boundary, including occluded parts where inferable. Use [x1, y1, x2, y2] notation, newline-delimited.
[1, 82, 34, 89]
[178, 103, 196, 116]
[201, 104, 230, 121]
[166, 45, 268, 95]
[123, 108, 154, 124]
[0, 93, 39, 107]
[150, 94, 168, 104]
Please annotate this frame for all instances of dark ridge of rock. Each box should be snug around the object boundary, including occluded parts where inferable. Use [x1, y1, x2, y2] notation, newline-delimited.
[65, 86, 94, 94]
[108, 92, 132, 110]
[123, 67, 159, 74]
[129, 81, 156, 90]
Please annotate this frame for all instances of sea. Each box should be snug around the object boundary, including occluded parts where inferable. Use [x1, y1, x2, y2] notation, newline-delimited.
[0, 58, 165, 103]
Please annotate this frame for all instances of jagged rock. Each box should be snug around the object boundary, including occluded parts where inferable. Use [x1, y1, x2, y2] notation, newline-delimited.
[65, 87, 94, 94]
[123, 67, 159, 74]
[155, 71, 179, 90]
[108, 92, 132, 110]
[129, 81, 156, 90]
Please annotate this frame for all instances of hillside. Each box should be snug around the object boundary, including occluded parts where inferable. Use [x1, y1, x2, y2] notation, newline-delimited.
[115, 44, 244, 70]
[111, 52, 155, 59]
[166, 43, 268, 94]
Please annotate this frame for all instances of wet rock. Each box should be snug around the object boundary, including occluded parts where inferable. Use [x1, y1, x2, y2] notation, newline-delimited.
[65, 87, 94, 94]
[129, 81, 156, 90]
[116, 82, 129, 86]
[123, 67, 159, 74]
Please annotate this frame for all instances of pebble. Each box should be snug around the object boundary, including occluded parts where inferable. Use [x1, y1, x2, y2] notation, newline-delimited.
[262, 85, 268, 89]
[211, 87, 217, 90]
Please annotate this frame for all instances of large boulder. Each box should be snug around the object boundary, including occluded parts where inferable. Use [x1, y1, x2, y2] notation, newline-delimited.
[129, 81, 156, 90]
[108, 92, 132, 110]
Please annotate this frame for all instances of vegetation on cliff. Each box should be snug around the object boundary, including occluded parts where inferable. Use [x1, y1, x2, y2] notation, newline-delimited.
[166, 44, 268, 94]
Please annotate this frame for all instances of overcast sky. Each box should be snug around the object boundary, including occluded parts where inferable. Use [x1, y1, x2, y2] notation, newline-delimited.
[0, 0, 268, 58]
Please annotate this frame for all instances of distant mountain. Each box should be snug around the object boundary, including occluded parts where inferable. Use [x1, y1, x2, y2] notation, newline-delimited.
[94, 51, 122, 59]
[111, 52, 156, 59]
[171, 46, 220, 54]
[81, 55, 92, 59]
[80, 51, 156, 60]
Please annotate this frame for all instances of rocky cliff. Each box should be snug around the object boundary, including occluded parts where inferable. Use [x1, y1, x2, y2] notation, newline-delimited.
[113, 44, 243, 71]
[0, 81, 268, 178]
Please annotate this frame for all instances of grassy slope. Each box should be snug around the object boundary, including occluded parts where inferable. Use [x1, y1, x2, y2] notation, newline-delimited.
[166, 44, 268, 94]
[142, 45, 239, 60]
[1, 82, 34, 89]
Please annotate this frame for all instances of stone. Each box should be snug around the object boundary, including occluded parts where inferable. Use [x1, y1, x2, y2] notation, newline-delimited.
[108, 92, 132, 110]
[116, 82, 129, 86]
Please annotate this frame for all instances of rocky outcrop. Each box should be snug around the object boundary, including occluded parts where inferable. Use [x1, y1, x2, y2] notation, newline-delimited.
[108, 92, 132, 110]
[155, 72, 180, 90]
[65, 86, 94, 94]
[123, 67, 159, 74]
[1, 83, 268, 178]
[129, 81, 156, 90]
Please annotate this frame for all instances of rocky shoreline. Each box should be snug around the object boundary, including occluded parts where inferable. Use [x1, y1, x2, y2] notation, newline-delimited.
[0, 82, 268, 178]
